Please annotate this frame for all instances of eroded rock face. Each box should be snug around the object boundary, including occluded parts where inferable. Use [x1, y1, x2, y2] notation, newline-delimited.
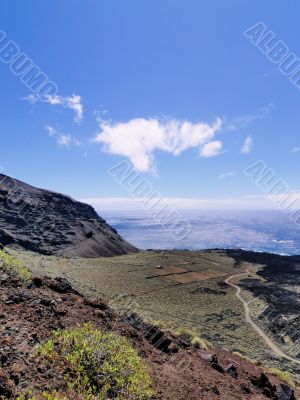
[0, 174, 138, 257]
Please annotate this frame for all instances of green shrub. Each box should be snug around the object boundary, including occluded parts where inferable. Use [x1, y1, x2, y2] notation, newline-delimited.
[151, 320, 165, 329]
[0, 249, 32, 282]
[40, 392, 67, 400]
[37, 323, 154, 400]
[191, 336, 211, 350]
[175, 327, 198, 342]
[17, 392, 67, 400]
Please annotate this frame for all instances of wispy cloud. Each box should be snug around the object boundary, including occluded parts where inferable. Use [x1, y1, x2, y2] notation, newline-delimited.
[223, 102, 274, 131]
[45, 94, 83, 122]
[93, 117, 222, 172]
[291, 146, 300, 153]
[21, 94, 39, 105]
[241, 136, 253, 154]
[45, 125, 57, 136]
[262, 68, 277, 79]
[218, 171, 237, 179]
[22, 93, 84, 122]
[57, 134, 72, 147]
[45, 125, 80, 148]
[94, 108, 108, 122]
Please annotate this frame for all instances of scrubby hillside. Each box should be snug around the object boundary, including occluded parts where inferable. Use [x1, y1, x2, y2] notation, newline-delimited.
[0, 249, 298, 399]
[0, 174, 138, 257]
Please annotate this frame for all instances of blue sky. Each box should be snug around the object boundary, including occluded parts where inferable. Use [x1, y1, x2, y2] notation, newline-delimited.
[0, 1, 300, 210]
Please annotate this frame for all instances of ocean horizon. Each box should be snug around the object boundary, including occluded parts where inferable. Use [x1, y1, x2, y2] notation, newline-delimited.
[101, 209, 300, 256]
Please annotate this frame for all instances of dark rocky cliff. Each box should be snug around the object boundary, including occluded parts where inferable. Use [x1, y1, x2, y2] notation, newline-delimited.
[0, 174, 138, 257]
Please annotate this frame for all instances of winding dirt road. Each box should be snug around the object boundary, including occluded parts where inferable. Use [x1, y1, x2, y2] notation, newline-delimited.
[225, 271, 300, 366]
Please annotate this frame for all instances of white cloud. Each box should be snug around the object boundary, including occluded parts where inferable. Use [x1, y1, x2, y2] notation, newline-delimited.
[218, 171, 237, 179]
[200, 140, 223, 158]
[93, 117, 222, 172]
[66, 95, 83, 122]
[45, 94, 83, 122]
[45, 125, 79, 148]
[241, 136, 253, 154]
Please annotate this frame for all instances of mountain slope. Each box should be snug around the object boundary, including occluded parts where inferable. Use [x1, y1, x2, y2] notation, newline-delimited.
[0, 174, 138, 257]
[0, 260, 297, 399]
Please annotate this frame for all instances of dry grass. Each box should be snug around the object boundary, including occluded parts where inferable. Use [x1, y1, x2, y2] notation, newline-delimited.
[166, 270, 227, 284]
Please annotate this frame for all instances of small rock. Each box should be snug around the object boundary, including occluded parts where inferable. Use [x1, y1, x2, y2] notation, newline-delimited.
[0, 370, 14, 398]
[212, 386, 220, 395]
[10, 373, 20, 385]
[93, 309, 105, 317]
[250, 373, 277, 398]
[47, 277, 74, 294]
[7, 291, 29, 304]
[226, 363, 238, 378]
[54, 306, 67, 316]
[241, 385, 252, 394]
[0, 274, 9, 284]
[31, 276, 43, 288]
[84, 299, 107, 310]
[168, 343, 179, 353]
[277, 384, 296, 400]
[200, 353, 214, 362]
[1, 337, 13, 345]
[11, 363, 23, 374]
[40, 298, 54, 307]
[211, 355, 225, 373]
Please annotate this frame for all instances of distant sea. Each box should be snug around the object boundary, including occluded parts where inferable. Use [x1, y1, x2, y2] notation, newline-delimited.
[101, 210, 300, 256]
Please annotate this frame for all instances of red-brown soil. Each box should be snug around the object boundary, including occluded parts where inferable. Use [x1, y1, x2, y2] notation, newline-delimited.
[0, 270, 298, 399]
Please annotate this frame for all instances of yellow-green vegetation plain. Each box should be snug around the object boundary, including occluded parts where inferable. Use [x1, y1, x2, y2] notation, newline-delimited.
[8, 248, 299, 377]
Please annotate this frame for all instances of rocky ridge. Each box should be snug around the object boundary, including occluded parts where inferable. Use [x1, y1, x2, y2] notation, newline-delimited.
[0, 174, 138, 257]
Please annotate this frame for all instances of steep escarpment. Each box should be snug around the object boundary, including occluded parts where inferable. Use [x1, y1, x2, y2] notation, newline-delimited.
[0, 174, 138, 257]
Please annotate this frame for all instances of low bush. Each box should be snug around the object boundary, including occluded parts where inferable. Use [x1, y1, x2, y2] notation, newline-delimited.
[36, 323, 154, 400]
[175, 327, 198, 342]
[191, 336, 211, 350]
[0, 248, 32, 282]
[17, 392, 67, 400]
[151, 320, 165, 329]
[174, 327, 212, 350]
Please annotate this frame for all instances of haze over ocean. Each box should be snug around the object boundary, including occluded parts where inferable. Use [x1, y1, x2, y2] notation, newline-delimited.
[102, 210, 300, 256]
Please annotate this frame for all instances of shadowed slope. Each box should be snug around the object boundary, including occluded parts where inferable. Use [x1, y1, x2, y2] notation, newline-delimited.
[0, 174, 138, 257]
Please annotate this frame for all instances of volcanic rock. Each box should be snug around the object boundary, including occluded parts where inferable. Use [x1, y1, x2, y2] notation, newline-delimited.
[0, 174, 138, 257]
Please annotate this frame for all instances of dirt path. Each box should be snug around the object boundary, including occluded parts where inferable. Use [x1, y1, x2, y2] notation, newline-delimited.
[225, 271, 300, 367]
